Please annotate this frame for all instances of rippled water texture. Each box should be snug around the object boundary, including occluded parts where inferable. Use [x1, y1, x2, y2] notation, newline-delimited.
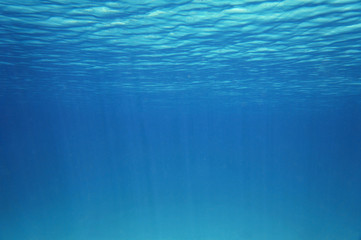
[0, 0, 361, 103]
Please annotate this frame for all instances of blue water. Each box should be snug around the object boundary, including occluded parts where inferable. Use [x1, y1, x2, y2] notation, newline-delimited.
[1, 1, 361, 240]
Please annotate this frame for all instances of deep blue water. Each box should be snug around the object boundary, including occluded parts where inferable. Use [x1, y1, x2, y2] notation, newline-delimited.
[1, 1, 361, 240]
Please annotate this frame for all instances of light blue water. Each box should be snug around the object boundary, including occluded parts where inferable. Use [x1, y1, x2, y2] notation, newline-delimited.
[1, 1, 361, 240]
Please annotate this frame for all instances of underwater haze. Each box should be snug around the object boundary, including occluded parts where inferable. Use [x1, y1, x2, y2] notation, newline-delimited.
[1, 1, 361, 240]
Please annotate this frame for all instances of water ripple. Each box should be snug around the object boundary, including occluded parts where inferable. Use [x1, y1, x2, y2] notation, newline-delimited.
[0, 0, 361, 102]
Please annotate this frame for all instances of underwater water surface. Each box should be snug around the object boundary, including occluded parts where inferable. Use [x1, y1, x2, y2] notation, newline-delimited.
[1, 1, 361, 240]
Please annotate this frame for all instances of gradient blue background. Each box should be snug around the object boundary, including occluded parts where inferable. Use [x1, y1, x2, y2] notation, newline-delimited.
[1, 93, 361, 240]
